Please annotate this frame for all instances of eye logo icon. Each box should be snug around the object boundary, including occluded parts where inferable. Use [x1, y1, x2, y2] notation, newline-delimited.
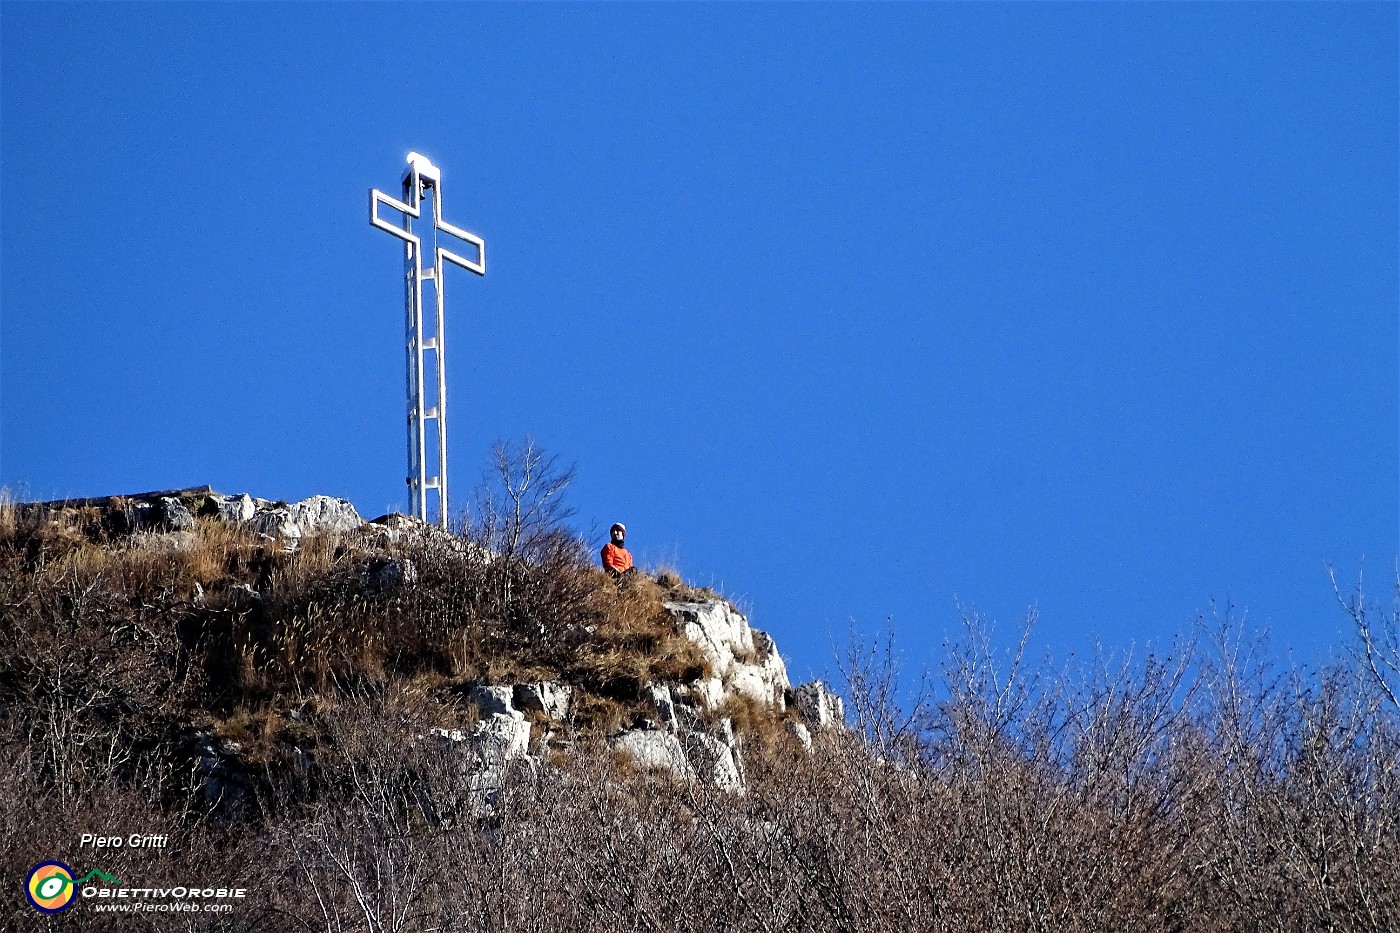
[26, 861, 76, 913]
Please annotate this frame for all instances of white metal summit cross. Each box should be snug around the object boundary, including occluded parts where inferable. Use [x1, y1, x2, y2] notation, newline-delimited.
[370, 152, 486, 528]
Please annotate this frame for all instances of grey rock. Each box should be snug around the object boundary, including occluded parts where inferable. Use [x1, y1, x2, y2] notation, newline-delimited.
[684, 732, 745, 793]
[250, 495, 362, 543]
[468, 685, 522, 720]
[431, 715, 532, 766]
[644, 683, 677, 731]
[371, 558, 417, 590]
[729, 667, 781, 706]
[470, 714, 532, 761]
[158, 496, 195, 531]
[127, 501, 158, 532]
[666, 600, 790, 708]
[466, 754, 540, 814]
[250, 507, 297, 540]
[666, 600, 754, 677]
[712, 716, 736, 748]
[612, 730, 696, 783]
[205, 493, 254, 522]
[794, 681, 845, 730]
[362, 513, 479, 557]
[287, 495, 361, 534]
[753, 631, 791, 707]
[787, 721, 813, 753]
[513, 683, 573, 720]
[689, 676, 725, 710]
[431, 716, 534, 815]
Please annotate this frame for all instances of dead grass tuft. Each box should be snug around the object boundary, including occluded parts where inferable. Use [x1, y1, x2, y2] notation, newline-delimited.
[713, 691, 794, 758]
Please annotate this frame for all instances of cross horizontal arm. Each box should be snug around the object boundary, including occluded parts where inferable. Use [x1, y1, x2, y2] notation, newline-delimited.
[369, 189, 421, 243]
[438, 244, 485, 277]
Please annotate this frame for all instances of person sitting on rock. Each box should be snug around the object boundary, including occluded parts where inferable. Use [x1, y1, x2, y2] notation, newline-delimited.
[601, 522, 635, 578]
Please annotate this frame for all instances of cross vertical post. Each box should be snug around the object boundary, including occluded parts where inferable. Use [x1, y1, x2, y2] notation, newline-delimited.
[370, 152, 486, 528]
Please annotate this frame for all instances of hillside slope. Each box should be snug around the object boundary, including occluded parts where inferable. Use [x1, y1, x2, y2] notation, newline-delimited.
[3, 488, 1398, 932]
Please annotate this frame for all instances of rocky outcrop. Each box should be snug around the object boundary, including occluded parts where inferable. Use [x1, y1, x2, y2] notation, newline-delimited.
[611, 730, 696, 783]
[158, 496, 196, 531]
[361, 511, 485, 560]
[684, 733, 744, 793]
[33, 486, 370, 548]
[795, 680, 845, 730]
[468, 685, 522, 720]
[642, 683, 677, 731]
[787, 721, 814, 752]
[430, 716, 535, 813]
[598, 600, 850, 780]
[23, 486, 850, 800]
[514, 683, 572, 720]
[665, 600, 790, 708]
[201, 493, 255, 522]
[251, 495, 362, 543]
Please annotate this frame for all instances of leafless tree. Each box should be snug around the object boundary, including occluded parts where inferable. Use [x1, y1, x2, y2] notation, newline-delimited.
[1331, 563, 1400, 712]
[472, 438, 577, 561]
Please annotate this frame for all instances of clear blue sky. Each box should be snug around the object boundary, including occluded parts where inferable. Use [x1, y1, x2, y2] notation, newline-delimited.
[3, 3, 1396, 685]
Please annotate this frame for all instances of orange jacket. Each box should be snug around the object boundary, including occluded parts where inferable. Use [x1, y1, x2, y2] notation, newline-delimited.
[601, 542, 634, 574]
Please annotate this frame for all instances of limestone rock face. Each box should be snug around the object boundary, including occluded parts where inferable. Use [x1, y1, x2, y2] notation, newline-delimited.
[612, 722, 748, 793]
[728, 667, 776, 706]
[668, 600, 752, 673]
[684, 677, 726, 711]
[471, 714, 532, 762]
[513, 683, 573, 721]
[794, 680, 845, 730]
[787, 721, 814, 753]
[251, 495, 362, 543]
[666, 600, 790, 708]
[644, 683, 678, 731]
[158, 497, 195, 531]
[752, 631, 790, 696]
[287, 495, 362, 534]
[250, 508, 298, 540]
[684, 733, 744, 793]
[431, 715, 532, 763]
[202, 493, 255, 523]
[431, 716, 534, 813]
[612, 730, 697, 783]
[468, 685, 522, 721]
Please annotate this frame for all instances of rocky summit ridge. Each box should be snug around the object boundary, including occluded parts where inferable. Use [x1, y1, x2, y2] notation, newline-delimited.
[19, 486, 845, 808]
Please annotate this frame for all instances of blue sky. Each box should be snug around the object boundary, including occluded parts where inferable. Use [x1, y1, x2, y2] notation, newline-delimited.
[3, 3, 1396, 685]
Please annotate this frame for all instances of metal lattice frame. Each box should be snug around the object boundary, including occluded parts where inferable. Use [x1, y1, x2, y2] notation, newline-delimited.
[370, 152, 486, 527]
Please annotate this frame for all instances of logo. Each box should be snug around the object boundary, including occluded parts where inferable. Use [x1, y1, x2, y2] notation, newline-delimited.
[25, 861, 76, 914]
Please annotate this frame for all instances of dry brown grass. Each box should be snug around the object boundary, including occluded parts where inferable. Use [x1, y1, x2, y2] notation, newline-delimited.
[0, 489, 14, 529]
[0, 494, 712, 744]
[571, 690, 630, 734]
[712, 690, 800, 756]
[653, 563, 723, 602]
[565, 570, 712, 714]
